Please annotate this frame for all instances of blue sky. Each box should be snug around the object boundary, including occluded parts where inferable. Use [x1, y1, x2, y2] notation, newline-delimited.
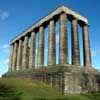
[0, 0, 100, 77]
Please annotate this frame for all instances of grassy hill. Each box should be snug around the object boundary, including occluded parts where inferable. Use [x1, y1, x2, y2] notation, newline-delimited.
[0, 78, 100, 100]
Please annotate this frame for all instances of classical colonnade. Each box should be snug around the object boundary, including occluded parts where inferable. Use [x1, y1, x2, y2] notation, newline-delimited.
[9, 6, 91, 71]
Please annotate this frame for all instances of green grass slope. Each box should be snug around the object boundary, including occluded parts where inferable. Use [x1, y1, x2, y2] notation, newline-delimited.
[0, 78, 100, 100]
[0, 78, 59, 100]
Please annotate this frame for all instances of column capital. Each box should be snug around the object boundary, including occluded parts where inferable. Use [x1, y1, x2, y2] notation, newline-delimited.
[79, 21, 90, 27]
[60, 12, 67, 20]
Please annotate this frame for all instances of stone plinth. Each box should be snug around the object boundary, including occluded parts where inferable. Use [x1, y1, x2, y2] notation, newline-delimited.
[3, 64, 100, 95]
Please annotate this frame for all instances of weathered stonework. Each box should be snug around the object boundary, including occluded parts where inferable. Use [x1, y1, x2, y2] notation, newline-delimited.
[22, 35, 29, 69]
[12, 42, 18, 71]
[59, 13, 68, 64]
[71, 19, 80, 65]
[9, 5, 91, 70]
[83, 24, 91, 67]
[48, 18, 56, 65]
[9, 44, 14, 72]
[29, 32, 36, 68]
[7, 5, 100, 95]
[16, 39, 22, 70]
[3, 65, 100, 95]
[10, 5, 88, 44]
[38, 25, 44, 67]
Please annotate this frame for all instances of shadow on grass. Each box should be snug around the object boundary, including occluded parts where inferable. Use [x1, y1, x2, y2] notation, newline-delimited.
[0, 82, 23, 100]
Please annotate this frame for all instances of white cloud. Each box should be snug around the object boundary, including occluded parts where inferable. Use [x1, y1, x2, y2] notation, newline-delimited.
[3, 44, 9, 49]
[0, 9, 9, 20]
[1, 44, 10, 53]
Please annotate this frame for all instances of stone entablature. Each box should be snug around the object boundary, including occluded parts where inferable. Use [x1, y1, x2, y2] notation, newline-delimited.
[11, 5, 88, 44]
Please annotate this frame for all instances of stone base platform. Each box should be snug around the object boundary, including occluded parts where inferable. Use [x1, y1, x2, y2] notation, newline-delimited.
[3, 64, 100, 95]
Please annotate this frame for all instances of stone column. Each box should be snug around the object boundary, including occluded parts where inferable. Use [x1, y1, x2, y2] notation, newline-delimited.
[29, 31, 36, 68]
[9, 44, 14, 72]
[48, 18, 56, 65]
[38, 25, 44, 67]
[59, 13, 68, 64]
[16, 39, 22, 70]
[22, 35, 28, 69]
[82, 24, 91, 67]
[12, 42, 18, 71]
[71, 18, 80, 65]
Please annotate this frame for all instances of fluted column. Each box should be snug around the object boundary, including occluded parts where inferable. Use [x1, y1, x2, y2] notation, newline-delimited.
[59, 13, 68, 64]
[83, 24, 91, 67]
[48, 18, 56, 65]
[29, 31, 36, 68]
[12, 42, 18, 71]
[38, 25, 44, 67]
[22, 35, 28, 69]
[71, 18, 80, 65]
[16, 39, 22, 70]
[9, 44, 14, 72]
